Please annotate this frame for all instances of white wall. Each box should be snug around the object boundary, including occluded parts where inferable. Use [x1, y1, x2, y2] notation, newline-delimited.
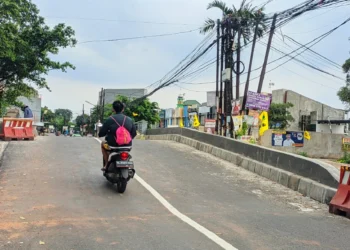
[316, 123, 345, 134]
[272, 89, 345, 131]
[206, 91, 217, 107]
[16, 96, 41, 124]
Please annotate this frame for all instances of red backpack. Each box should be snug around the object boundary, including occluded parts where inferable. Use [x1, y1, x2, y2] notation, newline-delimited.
[110, 115, 132, 145]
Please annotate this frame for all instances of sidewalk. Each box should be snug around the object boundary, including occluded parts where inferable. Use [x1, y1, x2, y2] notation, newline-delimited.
[316, 159, 348, 171]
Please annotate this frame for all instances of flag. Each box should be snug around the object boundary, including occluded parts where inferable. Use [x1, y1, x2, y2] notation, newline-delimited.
[304, 131, 311, 140]
[179, 118, 184, 128]
[259, 111, 269, 136]
[193, 115, 200, 127]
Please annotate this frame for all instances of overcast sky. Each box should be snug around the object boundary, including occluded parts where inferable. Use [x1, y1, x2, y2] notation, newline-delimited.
[33, 0, 350, 115]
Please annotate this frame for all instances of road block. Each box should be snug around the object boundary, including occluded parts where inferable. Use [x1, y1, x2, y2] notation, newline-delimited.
[329, 166, 350, 218]
[1, 117, 34, 141]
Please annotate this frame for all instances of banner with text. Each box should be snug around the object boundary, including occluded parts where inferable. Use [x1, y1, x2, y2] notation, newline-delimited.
[246, 91, 272, 111]
[272, 131, 304, 147]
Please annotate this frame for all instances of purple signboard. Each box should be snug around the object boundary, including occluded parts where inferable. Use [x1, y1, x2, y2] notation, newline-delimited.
[246, 91, 271, 111]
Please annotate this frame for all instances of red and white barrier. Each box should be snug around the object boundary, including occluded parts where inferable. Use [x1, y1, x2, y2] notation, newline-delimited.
[329, 166, 350, 218]
[1, 118, 34, 141]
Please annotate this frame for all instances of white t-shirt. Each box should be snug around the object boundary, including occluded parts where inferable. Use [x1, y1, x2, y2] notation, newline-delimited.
[283, 139, 294, 147]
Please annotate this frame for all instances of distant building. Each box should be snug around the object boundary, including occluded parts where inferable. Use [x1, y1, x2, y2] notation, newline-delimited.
[272, 89, 345, 131]
[177, 95, 184, 108]
[98, 88, 147, 105]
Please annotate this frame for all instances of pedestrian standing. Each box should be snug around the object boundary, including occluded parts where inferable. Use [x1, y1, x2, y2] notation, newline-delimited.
[22, 105, 33, 118]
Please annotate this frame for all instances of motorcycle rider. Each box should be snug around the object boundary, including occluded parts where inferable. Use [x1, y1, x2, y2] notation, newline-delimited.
[98, 100, 137, 171]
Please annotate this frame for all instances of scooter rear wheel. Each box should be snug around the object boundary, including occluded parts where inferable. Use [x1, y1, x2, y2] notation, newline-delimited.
[117, 179, 127, 193]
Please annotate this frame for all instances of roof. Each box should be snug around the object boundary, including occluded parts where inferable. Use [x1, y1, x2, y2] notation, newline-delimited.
[183, 100, 200, 106]
[317, 120, 350, 124]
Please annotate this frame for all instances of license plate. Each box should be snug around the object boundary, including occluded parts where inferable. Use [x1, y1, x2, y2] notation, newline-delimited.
[116, 161, 134, 168]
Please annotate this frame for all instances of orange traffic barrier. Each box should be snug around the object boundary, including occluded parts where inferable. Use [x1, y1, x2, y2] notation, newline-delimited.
[329, 166, 350, 218]
[1, 117, 34, 141]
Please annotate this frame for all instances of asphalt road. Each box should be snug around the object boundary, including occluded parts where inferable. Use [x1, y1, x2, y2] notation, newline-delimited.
[0, 136, 349, 250]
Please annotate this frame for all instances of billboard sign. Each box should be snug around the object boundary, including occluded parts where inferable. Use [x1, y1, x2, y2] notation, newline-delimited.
[272, 131, 304, 147]
[204, 119, 216, 134]
[246, 91, 271, 111]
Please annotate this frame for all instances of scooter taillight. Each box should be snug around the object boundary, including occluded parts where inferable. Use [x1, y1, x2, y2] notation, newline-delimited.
[120, 152, 129, 161]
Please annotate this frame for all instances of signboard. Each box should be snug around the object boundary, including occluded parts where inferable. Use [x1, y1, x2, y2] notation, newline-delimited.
[248, 109, 260, 127]
[272, 131, 304, 147]
[232, 99, 240, 115]
[232, 116, 243, 131]
[243, 115, 255, 126]
[222, 68, 232, 82]
[246, 91, 272, 111]
[240, 135, 252, 141]
[342, 137, 350, 151]
[204, 119, 216, 134]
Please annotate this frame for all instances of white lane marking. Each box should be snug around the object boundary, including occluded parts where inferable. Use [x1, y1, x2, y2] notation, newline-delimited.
[94, 138, 238, 250]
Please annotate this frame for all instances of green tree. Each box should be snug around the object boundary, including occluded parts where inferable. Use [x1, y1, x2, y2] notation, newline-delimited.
[201, 0, 267, 100]
[201, 0, 267, 42]
[337, 58, 350, 106]
[75, 114, 90, 128]
[55, 109, 73, 126]
[0, 0, 76, 111]
[89, 104, 111, 132]
[0, 82, 38, 115]
[41, 106, 55, 123]
[104, 95, 160, 128]
[268, 103, 295, 129]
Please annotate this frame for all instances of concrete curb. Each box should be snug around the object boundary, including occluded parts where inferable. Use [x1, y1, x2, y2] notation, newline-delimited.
[0, 141, 9, 165]
[146, 134, 336, 205]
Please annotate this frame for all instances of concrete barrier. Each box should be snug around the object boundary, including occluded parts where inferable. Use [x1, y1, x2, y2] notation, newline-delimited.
[145, 129, 338, 204]
[147, 128, 339, 188]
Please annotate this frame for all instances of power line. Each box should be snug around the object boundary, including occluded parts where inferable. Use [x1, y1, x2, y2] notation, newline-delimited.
[45, 16, 198, 26]
[178, 81, 216, 85]
[242, 16, 350, 78]
[79, 28, 200, 44]
[259, 40, 345, 81]
[283, 35, 342, 68]
[130, 38, 217, 103]
[175, 84, 208, 92]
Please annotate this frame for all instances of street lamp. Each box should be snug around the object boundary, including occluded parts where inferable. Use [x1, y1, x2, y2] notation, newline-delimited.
[85, 101, 102, 136]
[85, 101, 96, 107]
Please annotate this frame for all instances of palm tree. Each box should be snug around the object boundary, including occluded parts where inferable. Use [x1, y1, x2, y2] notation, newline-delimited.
[201, 0, 267, 100]
[201, 0, 266, 42]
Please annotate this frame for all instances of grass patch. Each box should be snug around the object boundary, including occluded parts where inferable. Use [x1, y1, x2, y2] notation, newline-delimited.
[337, 152, 350, 164]
[298, 152, 308, 157]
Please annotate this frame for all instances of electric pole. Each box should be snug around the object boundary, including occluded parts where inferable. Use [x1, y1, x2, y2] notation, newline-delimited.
[215, 19, 221, 135]
[100, 88, 105, 121]
[219, 23, 225, 136]
[82, 104, 85, 135]
[257, 14, 277, 93]
[235, 25, 241, 100]
[223, 25, 230, 137]
[242, 19, 260, 111]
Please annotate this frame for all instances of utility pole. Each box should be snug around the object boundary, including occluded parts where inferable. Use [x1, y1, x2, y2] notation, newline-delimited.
[235, 26, 242, 100]
[223, 17, 233, 137]
[82, 104, 85, 135]
[257, 14, 277, 93]
[215, 19, 220, 134]
[219, 23, 225, 136]
[100, 88, 106, 122]
[242, 19, 260, 111]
